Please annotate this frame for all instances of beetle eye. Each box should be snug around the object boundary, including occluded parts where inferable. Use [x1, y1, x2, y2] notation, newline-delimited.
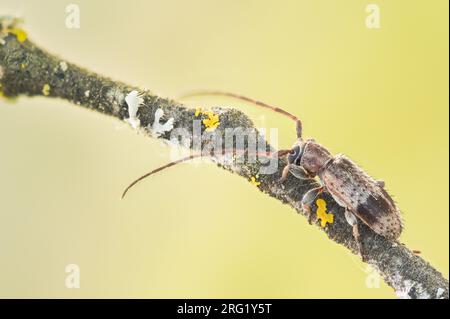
[287, 145, 301, 164]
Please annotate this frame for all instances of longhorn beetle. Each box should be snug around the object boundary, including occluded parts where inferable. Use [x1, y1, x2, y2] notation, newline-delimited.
[122, 91, 403, 261]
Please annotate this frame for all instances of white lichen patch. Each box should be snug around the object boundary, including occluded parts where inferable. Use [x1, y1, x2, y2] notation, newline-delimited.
[415, 284, 431, 299]
[124, 90, 143, 129]
[396, 279, 431, 299]
[436, 288, 445, 299]
[59, 61, 68, 72]
[396, 280, 413, 299]
[84, 90, 90, 98]
[149, 108, 174, 137]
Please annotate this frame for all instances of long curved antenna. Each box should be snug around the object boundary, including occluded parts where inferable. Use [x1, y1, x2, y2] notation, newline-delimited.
[121, 154, 203, 199]
[121, 149, 292, 199]
[179, 90, 303, 139]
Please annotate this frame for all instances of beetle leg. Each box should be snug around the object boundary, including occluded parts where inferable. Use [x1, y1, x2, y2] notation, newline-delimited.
[279, 164, 313, 183]
[289, 164, 312, 180]
[278, 164, 291, 183]
[301, 186, 324, 224]
[344, 210, 366, 262]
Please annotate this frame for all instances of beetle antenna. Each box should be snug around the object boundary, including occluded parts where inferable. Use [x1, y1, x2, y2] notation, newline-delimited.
[179, 90, 302, 139]
[121, 149, 291, 199]
[121, 154, 203, 199]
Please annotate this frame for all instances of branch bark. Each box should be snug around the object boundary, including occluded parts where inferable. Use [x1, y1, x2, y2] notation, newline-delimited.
[0, 20, 448, 299]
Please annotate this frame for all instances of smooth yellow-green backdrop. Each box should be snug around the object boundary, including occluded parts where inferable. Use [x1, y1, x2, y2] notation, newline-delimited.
[0, 0, 448, 298]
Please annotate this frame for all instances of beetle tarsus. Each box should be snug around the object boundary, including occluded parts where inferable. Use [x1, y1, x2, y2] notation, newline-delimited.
[306, 206, 314, 225]
[278, 164, 291, 183]
[353, 223, 367, 262]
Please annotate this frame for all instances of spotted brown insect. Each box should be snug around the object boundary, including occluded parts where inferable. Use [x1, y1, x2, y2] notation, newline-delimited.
[122, 91, 403, 261]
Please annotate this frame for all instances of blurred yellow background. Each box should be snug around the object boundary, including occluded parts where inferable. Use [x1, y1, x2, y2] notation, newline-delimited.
[0, 0, 448, 298]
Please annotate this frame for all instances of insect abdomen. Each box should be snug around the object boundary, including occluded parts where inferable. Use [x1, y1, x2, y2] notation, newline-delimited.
[319, 154, 402, 240]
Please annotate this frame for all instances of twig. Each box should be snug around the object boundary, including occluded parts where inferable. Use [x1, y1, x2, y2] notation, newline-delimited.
[0, 19, 448, 299]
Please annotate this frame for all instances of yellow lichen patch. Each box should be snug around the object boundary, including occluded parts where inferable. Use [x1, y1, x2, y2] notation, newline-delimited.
[316, 198, 334, 228]
[202, 111, 220, 131]
[194, 107, 203, 117]
[8, 28, 27, 43]
[250, 175, 261, 187]
[42, 84, 51, 96]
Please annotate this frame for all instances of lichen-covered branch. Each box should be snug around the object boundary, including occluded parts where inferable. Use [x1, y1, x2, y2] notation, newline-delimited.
[0, 18, 448, 299]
